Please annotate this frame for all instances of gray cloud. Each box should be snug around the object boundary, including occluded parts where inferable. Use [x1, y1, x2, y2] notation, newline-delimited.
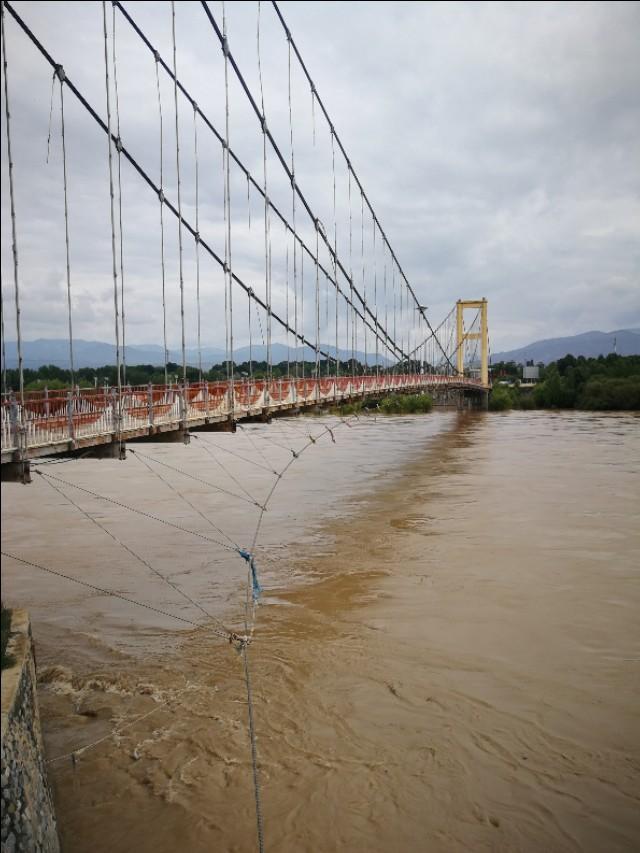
[1, 0, 639, 359]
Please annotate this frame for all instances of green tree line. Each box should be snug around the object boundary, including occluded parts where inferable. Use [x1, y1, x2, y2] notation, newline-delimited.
[489, 354, 640, 411]
[3, 359, 423, 393]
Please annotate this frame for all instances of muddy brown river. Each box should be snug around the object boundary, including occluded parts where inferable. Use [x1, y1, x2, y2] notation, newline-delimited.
[2, 410, 639, 852]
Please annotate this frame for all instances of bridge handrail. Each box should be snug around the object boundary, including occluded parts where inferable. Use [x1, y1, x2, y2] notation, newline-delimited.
[1, 373, 487, 455]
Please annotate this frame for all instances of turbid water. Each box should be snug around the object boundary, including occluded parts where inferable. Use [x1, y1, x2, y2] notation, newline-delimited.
[2, 410, 639, 852]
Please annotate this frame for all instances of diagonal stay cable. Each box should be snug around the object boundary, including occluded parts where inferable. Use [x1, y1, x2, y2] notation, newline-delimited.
[129, 448, 265, 510]
[1, 550, 231, 639]
[37, 470, 237, 552]
[236, 421, 285, 469]
[240, 412, 362, 646]
[249, 415, 356, 559]
[192, 434, 278, 477]
[38, 471, 232, 634]
[236, 423, 299, 456]
[129, 448, 241, 550]
[404, 304, 456, 362]
[191, 437, 270, 505]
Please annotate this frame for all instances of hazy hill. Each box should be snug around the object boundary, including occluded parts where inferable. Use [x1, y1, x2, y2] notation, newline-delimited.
[491, 329, 640, 365]
[3, 339, 390, 369]
[7, 328, 638, 370]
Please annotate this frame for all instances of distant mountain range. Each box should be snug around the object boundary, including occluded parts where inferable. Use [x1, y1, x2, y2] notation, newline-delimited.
[4, 328, 638, 370]
[491, 328, 640, 365]
[3, 339, 390, 370]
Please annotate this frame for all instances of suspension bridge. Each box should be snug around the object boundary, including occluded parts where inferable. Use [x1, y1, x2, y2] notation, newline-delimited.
[1, 0, 490, 480]
[1, 4, 495, 850]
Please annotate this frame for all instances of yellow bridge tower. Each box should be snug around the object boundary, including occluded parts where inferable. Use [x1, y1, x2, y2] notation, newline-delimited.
[456, 299, 489, 387]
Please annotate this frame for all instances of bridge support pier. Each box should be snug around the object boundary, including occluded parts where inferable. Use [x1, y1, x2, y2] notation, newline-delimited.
[456, 390, 489, 411]
[1, 460, 31, 484]
[82, 441, 126, 460]
[191, 417, 238, 433]
[144, 427, 191, 443]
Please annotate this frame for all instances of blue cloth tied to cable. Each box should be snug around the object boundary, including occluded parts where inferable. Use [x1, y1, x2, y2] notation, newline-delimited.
[238, 548, 262, 602]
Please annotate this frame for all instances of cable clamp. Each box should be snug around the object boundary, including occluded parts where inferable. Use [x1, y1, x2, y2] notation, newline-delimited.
[153, 49, 160, 63]
[221, 36, 230, 57]
[115, 136, 123, 153]
[223, 261, 230, 274]
[192, 100, 198, 113]
[54, 64, 65, 83]
[290, 173, 296, 191]
[158, 188, 165, 204]
[229, 632, 251, 651]
[261, 115, 268, 134]
[194, 230, 200, 244]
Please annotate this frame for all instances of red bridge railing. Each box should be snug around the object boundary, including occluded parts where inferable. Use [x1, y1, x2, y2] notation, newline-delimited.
[1, 373, 484, 455]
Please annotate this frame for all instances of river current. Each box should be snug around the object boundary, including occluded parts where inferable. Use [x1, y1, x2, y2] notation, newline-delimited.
[2, 410, 639, 852]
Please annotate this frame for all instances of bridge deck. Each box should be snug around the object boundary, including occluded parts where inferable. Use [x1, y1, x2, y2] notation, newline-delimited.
[1, 374, 486, 463]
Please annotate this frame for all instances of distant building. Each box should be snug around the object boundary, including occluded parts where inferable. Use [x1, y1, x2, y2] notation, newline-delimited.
[522, 364, 540, 383]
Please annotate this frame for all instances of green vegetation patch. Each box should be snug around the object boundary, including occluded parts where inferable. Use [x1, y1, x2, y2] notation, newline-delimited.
[488, 385, 515, 411]
[378, 393, 433, 414]
[489, 354, 640, 411]
[331, 392, 433, 416]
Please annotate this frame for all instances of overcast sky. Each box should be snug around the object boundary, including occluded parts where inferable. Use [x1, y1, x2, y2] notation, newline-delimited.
[1, 0, 639, 357]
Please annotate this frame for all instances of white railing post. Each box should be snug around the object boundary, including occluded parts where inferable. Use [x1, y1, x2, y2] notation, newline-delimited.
[9, 397, 19, 450]
[67, 389, 75, 444]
